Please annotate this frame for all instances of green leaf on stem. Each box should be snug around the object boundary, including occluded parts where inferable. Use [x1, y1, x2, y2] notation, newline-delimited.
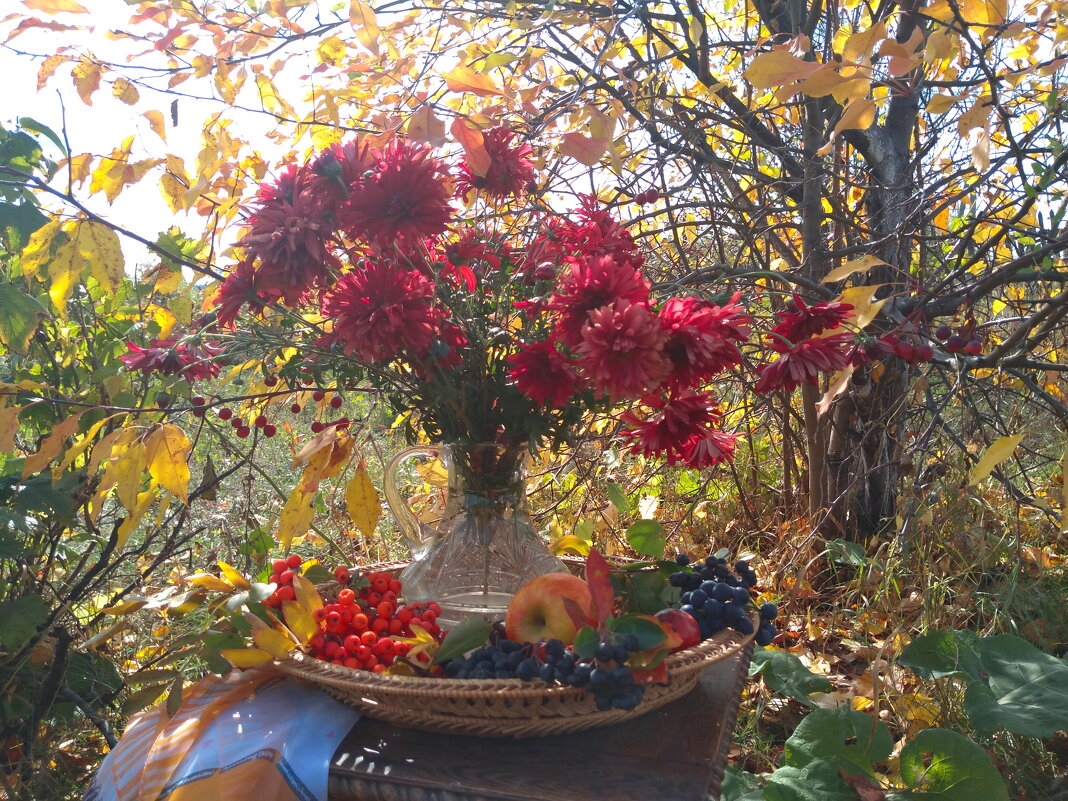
[573, 626, 599, 659]
[433, 617, 492, 664]
[607, 614, 666, 651]
[625, 519, 665, 558]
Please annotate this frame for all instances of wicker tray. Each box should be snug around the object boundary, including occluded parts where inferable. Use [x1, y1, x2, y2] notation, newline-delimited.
[272, 618, 756, 737]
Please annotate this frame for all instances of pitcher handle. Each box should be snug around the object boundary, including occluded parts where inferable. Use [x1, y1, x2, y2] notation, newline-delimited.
[383, 445, 442, 560]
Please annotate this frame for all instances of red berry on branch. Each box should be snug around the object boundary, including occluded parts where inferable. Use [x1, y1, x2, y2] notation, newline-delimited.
[335, 417, 350, 429]
[934, 325, 952, 341]
[272, 559, 288, 574]
[312, 390, 325, 402]
[277, 586, 296, 602]
[231, 417, 243, 428]
[644, 189, 659, 203]
[964, 339, 983, 355]
[330, 395, 343, 409]
[191, 396, 206, 406]
[946, 335, 965, 353]
[279, 570, 296, 586]
[254, 415, 268, 428]
[310, 421, 325, 433]
[334, 566, 351, 584]
[218, 407, 233, 420]
[291, 403, 302, 414]
[263, 424, 277, 437]
[236, 426, 251, 438]
[893, 341, 915, 361]
[287, 554, 303, 569]
[915, 344, 935, 362]
[192, 408, 206, 418]
[264, 375, 279, 387]
[268, 573, 281, 585]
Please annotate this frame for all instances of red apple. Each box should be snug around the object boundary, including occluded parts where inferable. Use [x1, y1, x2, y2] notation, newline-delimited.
[505, 573, 593, 644]
[655, 608, 701, 653]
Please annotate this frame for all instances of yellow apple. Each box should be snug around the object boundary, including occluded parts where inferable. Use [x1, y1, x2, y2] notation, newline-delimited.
[505, 573, 593, 644]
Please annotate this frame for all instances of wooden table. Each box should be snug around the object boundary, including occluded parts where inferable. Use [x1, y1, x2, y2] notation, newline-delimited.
[328, 641, 753, 801]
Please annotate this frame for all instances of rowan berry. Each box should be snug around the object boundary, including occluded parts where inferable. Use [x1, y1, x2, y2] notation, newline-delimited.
[334, 566, 351, 584]
[367, 591, 383, 605]
[389, 579, 402, 593]
[427, 602, 442, 616]
[964, 339, 983, 355]
[313, 608, 328, 623]
[344, 634, 362, 654]
[236, 426, 251, 438]
[327, 611, 342, 627]
[287, 554, 303, 569]
[372, 576, 390, 593]
[272, 559, 288, 574]
[915, 344, 935, 362]
[310, 421, 324, 433]
[371, 662, 386, 673]
[360, 631, 377, 646]
[263, 424, 277, 437]
[218, 407, 233, 420]
[338, 588, 356, 606]
[279, 570, 295, 586]
[312, 390, 325, 402]
[352, 613, 369, 630]
[946, 334, 965, 353]
[935, 325, 952, 341]
[389, 618, 403, 635]
[255, 415, 269, 428]
[277, 586, 296, 602]
[394, 642, 410, 657]
[330, 395, 343, 409]
[291, 403, 302, 414]
[397, 608, 414, 624]
[231, 417, 243, 428]
[377, 602, 394, 618]
[343, 657, 360, 669]
[372, 617, 390, 633]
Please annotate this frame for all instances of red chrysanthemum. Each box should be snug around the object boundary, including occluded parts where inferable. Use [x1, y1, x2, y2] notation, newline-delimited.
[506, 340, 582, 408]
[659, 294, 752, 391]
[321, 260, 437, 362]
[337, 139, 452, 245]
[755, 332, 854, 393]
[238, 164, 338, 305]
[770, 295, 854, 349]
[621, 391, 737, 468]
[455, 127, 535, 200]
[120, 337, 220, 382]
[213, 260, 283, 329]
[684, 427, 739, 469]
[549, 255, 652, 346]
[304, 139, 374, 215]
[444, 227, 512, 276]
[576, 300, 671, 400]
[560, 195, 642, 263]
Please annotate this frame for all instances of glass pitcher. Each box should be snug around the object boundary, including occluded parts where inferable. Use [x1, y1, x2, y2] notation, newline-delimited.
[383, 441, 567, 627]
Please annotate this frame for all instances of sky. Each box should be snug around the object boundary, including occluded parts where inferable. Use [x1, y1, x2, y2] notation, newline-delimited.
[1, 0, 238, 269]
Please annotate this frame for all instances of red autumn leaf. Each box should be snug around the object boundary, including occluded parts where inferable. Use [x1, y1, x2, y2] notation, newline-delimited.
[585, 548, 615, 628]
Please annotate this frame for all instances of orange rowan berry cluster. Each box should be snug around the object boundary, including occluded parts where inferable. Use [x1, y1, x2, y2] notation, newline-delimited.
[306, 570, 444, 672]
[263, 554, 304, 606]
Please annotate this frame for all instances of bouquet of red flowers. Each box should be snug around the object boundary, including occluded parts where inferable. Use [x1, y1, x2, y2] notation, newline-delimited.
[207, 129, 756, 469]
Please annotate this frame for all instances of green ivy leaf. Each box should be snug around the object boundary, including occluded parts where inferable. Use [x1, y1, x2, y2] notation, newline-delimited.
[900, 629, 1068, 737]
[573, 626, 599, 659]
[763, 758, 861, 801]
[433, 617, 492, 664]
[0, 594, 48, 650]
[0, 284, 47, 356]
[625, 519, 665, 558]
[749, 649, 833, 707]
[606, 613, 666, 651]
[889, 728, 1009, 800]
[783, 707, 892, 777]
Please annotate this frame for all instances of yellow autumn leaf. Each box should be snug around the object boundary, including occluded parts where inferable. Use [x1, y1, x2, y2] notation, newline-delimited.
[835, 284, 888, 329]
[277, 489, 315, 550]
[442, 66, 506, 97]
[252, 627, 297, 658]
[72, 57, 101, 104]
[59, 219, 124, 294]
[822, 255, 889, 284]
[217, 561, 251, 591]
[346, 465, 382, 537]
[0, 403, 24, 453]
[816, 366, 856, 416]
[292, 575, 324, 615]
[99, 598, 148, 615]
[53, 415, 112, 480]
[116, 485, 158, 549]
[22, 410, 85, 478]
[144, 110, 166, 141]
[744, 50, 822, 90]
[407, 106, 447, 147]
[20, 218, 63, 280]
[349, 0, 380, 55]
[23, 0, 88, 12]
[186, 573, 236, 593]
[144, 424, 191, 502]
[968, 435, 1024, 485]
[552, 534, 592, 556]
[221, 648, 273, 668]
[111, 77, 139, 104]
[834, 98, 876, 135]
[281, 601, 318, 645]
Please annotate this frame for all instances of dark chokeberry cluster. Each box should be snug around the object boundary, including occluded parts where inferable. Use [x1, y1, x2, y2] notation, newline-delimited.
[670, 554, 777, 645]
[444, 636, 646, 711]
